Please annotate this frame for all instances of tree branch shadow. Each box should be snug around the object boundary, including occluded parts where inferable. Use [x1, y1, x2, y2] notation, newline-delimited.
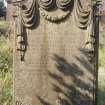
[37, 50, 95, 105]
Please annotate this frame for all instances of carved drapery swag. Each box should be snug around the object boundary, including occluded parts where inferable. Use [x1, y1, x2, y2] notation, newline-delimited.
[13, 0, 95, 61]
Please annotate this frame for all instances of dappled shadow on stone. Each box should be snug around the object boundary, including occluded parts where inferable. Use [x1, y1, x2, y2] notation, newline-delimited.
[37, 52, 95, 105]
[37, 96, 51, 105]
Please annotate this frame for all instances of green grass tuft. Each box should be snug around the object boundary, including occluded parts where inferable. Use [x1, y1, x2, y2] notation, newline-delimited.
[0, 37, 13, 105]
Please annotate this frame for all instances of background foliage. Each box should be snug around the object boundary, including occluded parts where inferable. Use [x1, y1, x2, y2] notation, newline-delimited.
[98, 27, 105, 105]
[0, 21, 12, 105]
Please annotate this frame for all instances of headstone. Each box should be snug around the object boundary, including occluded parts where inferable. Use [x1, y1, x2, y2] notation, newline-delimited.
[12, 0, 99, 105]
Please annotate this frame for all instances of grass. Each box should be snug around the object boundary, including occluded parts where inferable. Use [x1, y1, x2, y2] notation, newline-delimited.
[98, 29, 105, 105]
[0, 37, 13, 105]
[98, 67, 105, 105]
[0, 21, 10, 38]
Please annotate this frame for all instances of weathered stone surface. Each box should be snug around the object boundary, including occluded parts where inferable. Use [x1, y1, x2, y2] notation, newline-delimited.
[12, 0, 98, 105]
